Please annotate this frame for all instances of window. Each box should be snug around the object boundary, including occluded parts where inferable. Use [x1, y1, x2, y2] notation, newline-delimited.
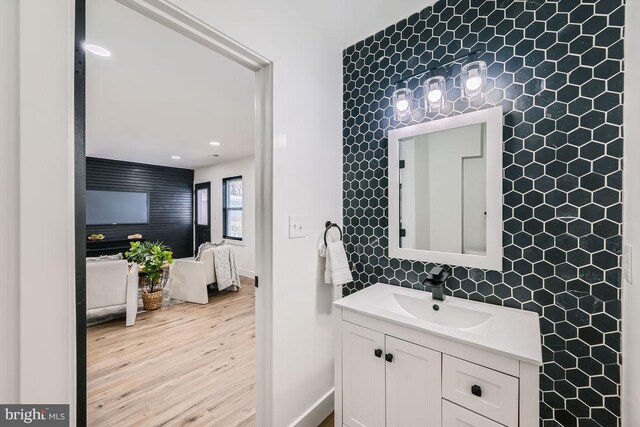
[223, 176, 243, 240]
[196, 187, 208, 226]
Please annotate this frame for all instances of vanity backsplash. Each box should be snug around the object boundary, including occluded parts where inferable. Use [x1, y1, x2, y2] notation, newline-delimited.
[342, 0, 624, 425]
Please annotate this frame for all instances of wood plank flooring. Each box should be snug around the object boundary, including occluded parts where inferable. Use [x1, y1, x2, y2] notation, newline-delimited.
[87, 277, 256, 427]
[318, 412, 334, 427]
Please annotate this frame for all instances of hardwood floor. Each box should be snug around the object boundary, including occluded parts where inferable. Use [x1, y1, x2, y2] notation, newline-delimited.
[87, 277, 256, 427]
[318, 412, 334, 427]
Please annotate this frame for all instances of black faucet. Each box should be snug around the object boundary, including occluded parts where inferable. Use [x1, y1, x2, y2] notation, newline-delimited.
[422, 266, 451, 301]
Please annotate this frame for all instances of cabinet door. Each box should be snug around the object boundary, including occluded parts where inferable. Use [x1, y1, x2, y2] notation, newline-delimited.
[342, 322, 386, 427]
[385, 336, 442, 427]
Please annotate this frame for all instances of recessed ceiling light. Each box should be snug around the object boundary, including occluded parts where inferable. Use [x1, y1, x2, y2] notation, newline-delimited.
[209, 141, 221, 146]
[171, 155, 181, 160]
[85, 43, 111, 57]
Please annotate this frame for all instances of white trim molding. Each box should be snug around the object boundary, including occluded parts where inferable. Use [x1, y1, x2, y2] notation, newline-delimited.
[238, 269, 256, 279]
[116, 0, 269, 71]
[19, 0, 76, 422]
[290, 389, 334, 427]
[388, 106, 504, 271]
[0, 0, 21, 405]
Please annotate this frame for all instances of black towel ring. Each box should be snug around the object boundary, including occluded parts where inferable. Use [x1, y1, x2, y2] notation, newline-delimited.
[324, 221, 343, 246]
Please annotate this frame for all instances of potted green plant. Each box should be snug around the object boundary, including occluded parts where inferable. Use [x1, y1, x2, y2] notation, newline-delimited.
[126, 240, 173, 310]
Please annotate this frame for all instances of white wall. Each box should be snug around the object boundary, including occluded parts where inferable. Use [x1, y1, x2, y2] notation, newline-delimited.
[427, 125, 484, 254]
[0, 0, 20, 404]
[413, 140, 430, 250]
[622, 1, 640, 422]
[194, 156, 256, 277]
[16, 0, 76, 418]
[172, 2, 343, 425]
[404, 126, 485, 254]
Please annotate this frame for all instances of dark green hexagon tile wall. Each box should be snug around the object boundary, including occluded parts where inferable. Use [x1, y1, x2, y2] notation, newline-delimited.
[342, 0, 624, 425]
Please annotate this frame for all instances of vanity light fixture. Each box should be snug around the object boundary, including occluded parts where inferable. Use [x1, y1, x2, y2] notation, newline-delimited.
[461, 60, 487, 100]
[171, 155, 181, 160]
[391, 49, 486, 110]
[85, 43, 111, 57]
[424, 76, 446, 112]
[209, 141, 221, 146]
[392, 88, 413, 121]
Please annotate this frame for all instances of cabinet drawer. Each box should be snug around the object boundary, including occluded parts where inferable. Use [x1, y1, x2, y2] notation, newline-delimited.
[442, 400, 503, 427]
[442, 355, 518, 426]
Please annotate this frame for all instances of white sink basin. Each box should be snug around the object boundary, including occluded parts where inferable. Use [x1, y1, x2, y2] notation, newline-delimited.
[334, 283, 543, 365]
[374, 292, 492, 332]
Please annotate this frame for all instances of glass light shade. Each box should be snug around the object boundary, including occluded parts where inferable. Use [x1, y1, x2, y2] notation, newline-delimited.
[85, 43, 111, 57]
[393, 88, 413, 121]
[424, 76, 446, 112]
[461, 60, 487, 100]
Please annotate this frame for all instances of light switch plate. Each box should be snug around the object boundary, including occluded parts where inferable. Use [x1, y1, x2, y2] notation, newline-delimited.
[623, 244, 632, 284]
[289, 215, 306, 239]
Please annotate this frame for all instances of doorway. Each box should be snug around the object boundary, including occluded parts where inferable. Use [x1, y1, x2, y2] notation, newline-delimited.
[74, 0, 274, 424]
[195, 182, 211, 251]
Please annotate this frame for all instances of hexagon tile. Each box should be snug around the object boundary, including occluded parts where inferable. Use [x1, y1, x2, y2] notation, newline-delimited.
[342, 0, 623, 426]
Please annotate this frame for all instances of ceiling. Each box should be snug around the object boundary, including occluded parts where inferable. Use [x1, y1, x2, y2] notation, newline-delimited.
[174, 0, 437, 51]
[86, 0, 255, 169]
[85, 0, 435, 169]
[295, 0, 438, 47]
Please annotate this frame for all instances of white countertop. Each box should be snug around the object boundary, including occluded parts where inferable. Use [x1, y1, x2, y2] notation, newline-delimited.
[334, 283, 543, 365]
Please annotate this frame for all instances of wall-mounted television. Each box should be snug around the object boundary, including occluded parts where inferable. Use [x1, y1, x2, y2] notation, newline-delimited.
[86, 190, 149, 225]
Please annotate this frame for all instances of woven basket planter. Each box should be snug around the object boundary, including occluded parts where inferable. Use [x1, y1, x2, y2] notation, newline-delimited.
[142, 290, 163, 311]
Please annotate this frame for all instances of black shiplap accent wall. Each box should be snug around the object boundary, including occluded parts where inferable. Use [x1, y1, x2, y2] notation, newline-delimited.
[343, 1, 624, 425]
[86, 157, 194, 258]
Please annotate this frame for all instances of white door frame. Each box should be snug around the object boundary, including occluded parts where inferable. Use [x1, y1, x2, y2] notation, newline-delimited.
[96, 1, 274, 424]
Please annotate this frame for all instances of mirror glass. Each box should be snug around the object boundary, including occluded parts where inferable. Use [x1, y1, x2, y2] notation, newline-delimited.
[399, 123, 487, 255]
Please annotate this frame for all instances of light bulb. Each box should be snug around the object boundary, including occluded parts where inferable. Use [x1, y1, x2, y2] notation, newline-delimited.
[466, 75, 483, 91]
[423, 76, 446, 112]
[427, 89, 442, 103]
[392, 88, 413, 121]
[396, 99, 409, 112]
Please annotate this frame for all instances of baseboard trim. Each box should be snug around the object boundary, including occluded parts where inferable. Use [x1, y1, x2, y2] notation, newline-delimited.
[238, 269, 255, 278]
[290, 388, 334, 427]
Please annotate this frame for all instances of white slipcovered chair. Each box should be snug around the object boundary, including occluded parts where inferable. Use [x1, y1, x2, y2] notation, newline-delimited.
[169, 249, 217, 304]
[86, 260, 139, 326]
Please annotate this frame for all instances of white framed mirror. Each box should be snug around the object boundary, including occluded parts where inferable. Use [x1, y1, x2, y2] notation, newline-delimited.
[388, 106, 503, 270]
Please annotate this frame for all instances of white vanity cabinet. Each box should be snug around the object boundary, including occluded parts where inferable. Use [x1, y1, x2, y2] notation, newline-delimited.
[334, 284, 542, 427]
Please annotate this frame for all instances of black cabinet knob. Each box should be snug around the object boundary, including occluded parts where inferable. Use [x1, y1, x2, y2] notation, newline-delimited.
[385, 353, 394, 363]
[374, 349, 383, 358]
[471, 384, 482, 397]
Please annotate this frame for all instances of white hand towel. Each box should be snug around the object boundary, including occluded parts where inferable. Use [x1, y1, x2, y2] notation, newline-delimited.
[324, 244, 333, 284]
[327, 241, 353, 286]
[317, 238, 331, 284]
